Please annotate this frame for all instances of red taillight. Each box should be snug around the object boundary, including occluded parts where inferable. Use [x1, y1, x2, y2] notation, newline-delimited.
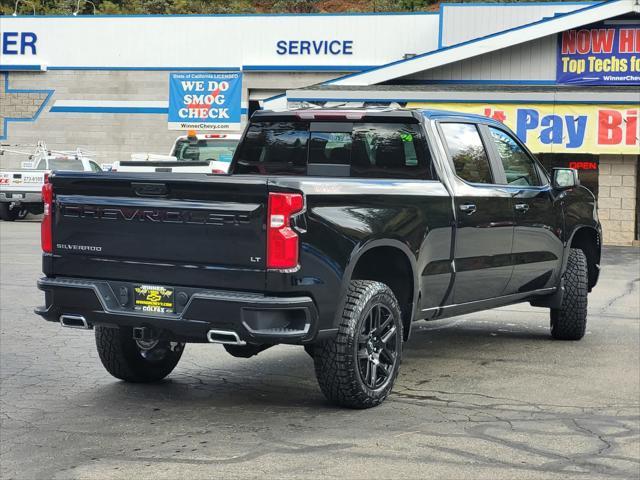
[41, 181, 53, 253]
[211, 168, 226, 174]
[266, 192, 304, 270]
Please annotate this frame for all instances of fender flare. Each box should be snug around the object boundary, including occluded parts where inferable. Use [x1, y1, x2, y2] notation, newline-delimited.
[561, 225, 601, 276]
[337, 238, 420, 340]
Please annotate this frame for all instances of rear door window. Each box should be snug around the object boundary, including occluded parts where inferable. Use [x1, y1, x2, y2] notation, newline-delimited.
[440, 123, 493, 184]
[351, 123, 427, 178]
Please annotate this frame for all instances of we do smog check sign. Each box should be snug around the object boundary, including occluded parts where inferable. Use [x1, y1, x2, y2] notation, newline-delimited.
[557, 23, 640, 85]
[168, 72, 242, 130]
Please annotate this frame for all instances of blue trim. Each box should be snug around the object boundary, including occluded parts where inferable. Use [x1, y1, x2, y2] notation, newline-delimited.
[49, 106, 249, 114]
[242, 65, 374, 72]
[44, 66, 370, 72]
[287, 97, 639, 105]
[1, 72, 54, 140]
[0, 65, 45, 71]
[442, 2, 598, 7]
[324, 0, 619, 86]
[50, 106, 167, 114]
[394, 79, 558, 85]
[47, 66, 240, 71]
[263, 93, 286, 103]
[5, 12, 438, 18]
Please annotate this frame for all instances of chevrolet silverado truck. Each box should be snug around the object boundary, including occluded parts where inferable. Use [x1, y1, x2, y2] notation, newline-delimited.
[36, 108, 601, 409]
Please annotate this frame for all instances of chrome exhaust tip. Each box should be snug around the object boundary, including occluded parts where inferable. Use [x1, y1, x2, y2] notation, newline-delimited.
[206, 329, 246, 345]
[59, 315, 91, 330]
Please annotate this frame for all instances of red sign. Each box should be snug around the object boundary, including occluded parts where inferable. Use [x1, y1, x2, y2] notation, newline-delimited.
[569, 161, 598, 170]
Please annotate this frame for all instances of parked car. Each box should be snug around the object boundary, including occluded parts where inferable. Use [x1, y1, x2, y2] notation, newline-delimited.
[0, 144, 101, 221]
[111, 132, 240, 174]
[36, 108, 601, 408]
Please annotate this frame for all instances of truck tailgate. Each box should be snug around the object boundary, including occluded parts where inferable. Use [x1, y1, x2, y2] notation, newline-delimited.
[49, 172, 268, 291]
[0, 170, 45, 192]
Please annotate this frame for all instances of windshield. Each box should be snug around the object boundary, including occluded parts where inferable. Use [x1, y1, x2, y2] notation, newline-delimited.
[171, 139, 239, 162]
[37, 159, 85, 171]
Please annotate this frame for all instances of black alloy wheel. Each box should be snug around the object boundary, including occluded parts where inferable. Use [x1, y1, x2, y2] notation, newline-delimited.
[357, 303, 398, 390]
[314, 280, 403, 408]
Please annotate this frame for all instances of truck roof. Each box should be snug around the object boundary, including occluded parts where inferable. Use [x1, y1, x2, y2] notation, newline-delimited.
[253, 107, 504, 127]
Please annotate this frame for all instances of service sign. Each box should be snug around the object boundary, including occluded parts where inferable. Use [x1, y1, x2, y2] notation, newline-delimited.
[168, 72, 242, 131]
[407, 102, 639, 154]
[557, 23, 640, 85]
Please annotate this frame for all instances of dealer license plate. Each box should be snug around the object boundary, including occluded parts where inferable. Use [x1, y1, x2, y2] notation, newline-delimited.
[133, 284, 175, 314]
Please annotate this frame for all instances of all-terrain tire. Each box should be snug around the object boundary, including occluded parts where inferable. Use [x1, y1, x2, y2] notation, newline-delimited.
[0, 203, 20, 221]
[550, 248, 588, 340]
[95, 325, 184, 382]
[313, 280, 403, 409]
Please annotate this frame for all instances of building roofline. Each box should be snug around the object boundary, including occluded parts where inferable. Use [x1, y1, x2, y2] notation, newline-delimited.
[326, 0, 635, 87]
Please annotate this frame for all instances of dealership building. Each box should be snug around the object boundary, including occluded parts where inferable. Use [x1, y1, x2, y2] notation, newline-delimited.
[1, 0, 639, 245]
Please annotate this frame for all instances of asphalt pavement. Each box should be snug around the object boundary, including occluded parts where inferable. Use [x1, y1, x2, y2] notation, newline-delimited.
[1, 220, 639, 480]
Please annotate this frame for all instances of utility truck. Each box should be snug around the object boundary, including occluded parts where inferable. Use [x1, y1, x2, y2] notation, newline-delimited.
[0, 143, 101, 221]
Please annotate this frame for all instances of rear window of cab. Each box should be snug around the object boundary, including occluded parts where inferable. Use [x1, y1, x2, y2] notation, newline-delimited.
[233, 121, 434, 180]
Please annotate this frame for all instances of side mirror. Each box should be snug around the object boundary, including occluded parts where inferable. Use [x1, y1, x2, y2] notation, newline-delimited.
[21, 161, 35, 169]
[552, 168, 580, 190]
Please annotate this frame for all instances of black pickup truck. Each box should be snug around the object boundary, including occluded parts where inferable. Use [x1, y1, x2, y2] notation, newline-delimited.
[36, 108, 601, 408]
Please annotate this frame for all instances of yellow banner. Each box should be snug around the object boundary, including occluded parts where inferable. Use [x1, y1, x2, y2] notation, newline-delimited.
[406, 103, 639, 154]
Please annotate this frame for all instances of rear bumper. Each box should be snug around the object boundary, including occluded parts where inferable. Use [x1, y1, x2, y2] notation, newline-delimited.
[0, 191, 41, 203]
[36, 276, 325, 344]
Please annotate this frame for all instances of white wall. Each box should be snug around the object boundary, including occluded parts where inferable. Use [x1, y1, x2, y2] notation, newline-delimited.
[405, 35, 557, 82]
[0, 14, 440, 69]
[440, 2, 596, 47]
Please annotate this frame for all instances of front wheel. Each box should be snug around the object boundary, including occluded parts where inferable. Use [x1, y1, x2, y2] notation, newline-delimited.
[95, 326, 185, 382]
[550, 248, 588, 340]
[313, 280, 403, 409]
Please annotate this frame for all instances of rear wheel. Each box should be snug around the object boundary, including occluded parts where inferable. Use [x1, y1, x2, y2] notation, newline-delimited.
[313, 280, 403, 409]
[16, 207, 29, 220]
[0, 203, 20, 221]
[550, 248, 588, 340]
[95, 325, 185, 382]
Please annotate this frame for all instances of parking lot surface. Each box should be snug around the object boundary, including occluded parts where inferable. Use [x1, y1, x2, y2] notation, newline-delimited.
[1, 220, 639, 480]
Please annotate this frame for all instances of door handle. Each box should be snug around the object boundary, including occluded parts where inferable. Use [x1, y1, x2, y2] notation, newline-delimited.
[459, 203, 477, 215]
[514, 203, 530, 212]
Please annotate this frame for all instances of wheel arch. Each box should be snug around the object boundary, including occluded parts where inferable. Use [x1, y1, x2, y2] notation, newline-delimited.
[340, 239, 419, 341]
[565, 226, 601, 291]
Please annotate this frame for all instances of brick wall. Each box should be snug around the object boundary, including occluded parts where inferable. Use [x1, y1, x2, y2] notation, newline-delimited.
[0, 70, 335, 169]
[598, 155, 638, 246]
